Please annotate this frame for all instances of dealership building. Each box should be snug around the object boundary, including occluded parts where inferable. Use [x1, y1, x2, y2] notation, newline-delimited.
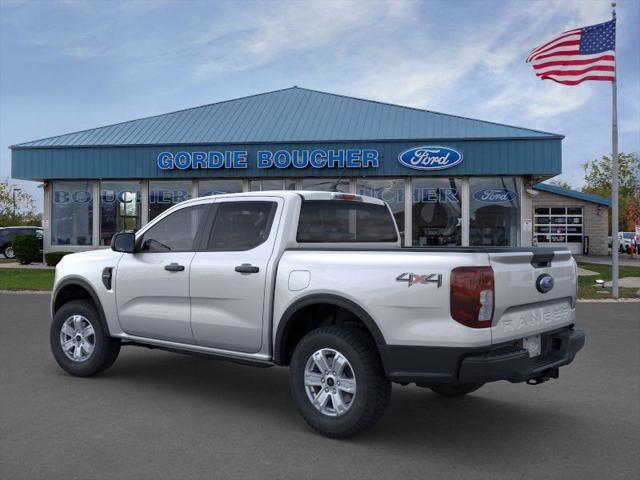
[10, 87, 611, 255]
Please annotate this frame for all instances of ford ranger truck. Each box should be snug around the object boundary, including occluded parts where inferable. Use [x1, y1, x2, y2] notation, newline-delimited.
[50, 191, 585, 438]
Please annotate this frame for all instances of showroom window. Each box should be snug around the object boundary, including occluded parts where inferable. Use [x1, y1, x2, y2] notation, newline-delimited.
[249, 179, 296, 191]
[412, 178, 462, 246]
[302, 178, 349, 192]
[357, 178, 405, 234]
[199, 179, 243, 197]
[469, 177, 520, 247]
[51, 182, 93, 246]
[100, 181, 141, 245]
[149, 180, 192, 220]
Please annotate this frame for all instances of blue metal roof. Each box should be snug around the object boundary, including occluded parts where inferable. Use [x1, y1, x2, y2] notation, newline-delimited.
[12, 87, 561, 148]
[533, 183, 611, 206]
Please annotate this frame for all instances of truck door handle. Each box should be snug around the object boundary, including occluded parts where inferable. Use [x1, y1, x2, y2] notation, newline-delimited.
[164, 263, 185, 272]
[235, 263, 260, 274]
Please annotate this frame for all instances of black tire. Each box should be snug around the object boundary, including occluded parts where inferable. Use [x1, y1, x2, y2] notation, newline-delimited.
[50, 300, 121, 377]
[289, 325, 391, 438]
[429, 382, 484, 398]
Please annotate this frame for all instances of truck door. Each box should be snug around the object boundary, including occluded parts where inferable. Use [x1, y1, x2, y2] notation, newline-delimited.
[189, 198, 281, 353]
[115, 204, 210, 344]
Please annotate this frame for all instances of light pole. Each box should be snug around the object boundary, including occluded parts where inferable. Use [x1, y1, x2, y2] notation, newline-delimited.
[12, 187, 22, 224]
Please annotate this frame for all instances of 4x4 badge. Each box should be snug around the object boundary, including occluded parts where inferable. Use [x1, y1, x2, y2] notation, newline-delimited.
[396, 272, 443, 288]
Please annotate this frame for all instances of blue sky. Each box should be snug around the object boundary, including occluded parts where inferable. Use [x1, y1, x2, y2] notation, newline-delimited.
[1, 0, 638, 210]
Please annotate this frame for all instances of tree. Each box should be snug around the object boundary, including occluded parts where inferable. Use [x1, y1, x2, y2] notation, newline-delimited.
[582, 152, 640, 232]
[0, 180, 41, 227]
[547, 177, 573, 190]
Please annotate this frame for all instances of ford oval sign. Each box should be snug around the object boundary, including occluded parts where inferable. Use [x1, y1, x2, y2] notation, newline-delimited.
[473, 188, 518, 203]
[398, 146, 463, 171]
[536, 274, 554, 294]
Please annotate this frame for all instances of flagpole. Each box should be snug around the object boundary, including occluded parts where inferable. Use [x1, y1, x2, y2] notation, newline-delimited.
[611, 1, 619, 298]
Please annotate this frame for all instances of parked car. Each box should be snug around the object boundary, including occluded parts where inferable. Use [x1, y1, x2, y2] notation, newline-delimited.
[620, 232, 636, 252]
[0, 226, 43, 259]
[49, 191, 584, 438]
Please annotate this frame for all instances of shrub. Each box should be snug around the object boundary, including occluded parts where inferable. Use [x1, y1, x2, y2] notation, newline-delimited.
[45, 251, 71, 266]
[12, 234, 41, 265]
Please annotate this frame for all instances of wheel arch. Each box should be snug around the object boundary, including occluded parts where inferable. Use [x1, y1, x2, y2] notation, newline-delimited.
[273, 294, 386, 366]
[52, 277, 109, 333]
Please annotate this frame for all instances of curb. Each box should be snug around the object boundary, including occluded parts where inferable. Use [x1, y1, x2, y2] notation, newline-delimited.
[0, 290, 51, 295]
[577, 298, 640, 303]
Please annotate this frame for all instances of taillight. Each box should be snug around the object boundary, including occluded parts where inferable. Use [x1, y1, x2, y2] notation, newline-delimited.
[450, 266, 495, 328]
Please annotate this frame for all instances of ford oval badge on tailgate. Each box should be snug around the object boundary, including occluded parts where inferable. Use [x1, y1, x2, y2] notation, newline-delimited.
[398, 146, 463, 171]
[536, 274, 554, 293]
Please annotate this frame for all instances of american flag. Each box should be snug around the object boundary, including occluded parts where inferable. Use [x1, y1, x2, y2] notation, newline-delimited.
[526, 19, 616, 85]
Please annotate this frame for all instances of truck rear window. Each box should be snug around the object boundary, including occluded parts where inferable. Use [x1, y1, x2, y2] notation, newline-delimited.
[297, 200, 398, 243]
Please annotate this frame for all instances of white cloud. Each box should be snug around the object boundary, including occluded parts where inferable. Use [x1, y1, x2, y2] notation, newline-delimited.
[190, 0, 409, 79]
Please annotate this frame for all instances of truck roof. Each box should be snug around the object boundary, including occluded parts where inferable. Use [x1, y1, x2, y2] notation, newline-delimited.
[186, 190, 387, 206]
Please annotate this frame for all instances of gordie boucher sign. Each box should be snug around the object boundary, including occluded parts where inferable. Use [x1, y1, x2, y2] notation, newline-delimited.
[157, 149, 380, 170]
[156, 146, 463, 171]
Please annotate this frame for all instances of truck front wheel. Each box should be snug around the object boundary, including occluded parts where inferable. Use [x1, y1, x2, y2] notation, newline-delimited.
[50, 300, 121, 377]
[289, 325, 391, 438]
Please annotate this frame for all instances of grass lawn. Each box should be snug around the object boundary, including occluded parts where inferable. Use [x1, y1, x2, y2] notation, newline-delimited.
[577, 263, 640, 299]
[0, 268, 54, 291]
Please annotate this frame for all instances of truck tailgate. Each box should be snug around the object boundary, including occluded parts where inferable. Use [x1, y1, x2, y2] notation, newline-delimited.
[488, 248, 576, 344]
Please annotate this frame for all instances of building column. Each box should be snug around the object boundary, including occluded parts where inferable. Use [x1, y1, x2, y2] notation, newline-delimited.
[92, 181, 100, 246]
[461, 178, 470, 246]
[404, 178, 412, 247]
[519, 177, 533, 247]
[191, 179, 198, 199]
[141, 180, 149, 226]
[43, 182, 52, 253]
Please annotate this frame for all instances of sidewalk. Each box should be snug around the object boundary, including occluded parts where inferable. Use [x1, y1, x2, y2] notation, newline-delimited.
[0, 262, 54, 269]
[574, 254, 640, 267]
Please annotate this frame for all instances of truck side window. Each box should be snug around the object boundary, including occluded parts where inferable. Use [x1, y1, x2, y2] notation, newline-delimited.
[297, 201, 398, 243]
[139, 205, 208, 252]
[206, 201, 277, 251]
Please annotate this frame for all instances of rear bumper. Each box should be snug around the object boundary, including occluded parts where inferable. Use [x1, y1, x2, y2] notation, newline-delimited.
[380, 326, 585, 384]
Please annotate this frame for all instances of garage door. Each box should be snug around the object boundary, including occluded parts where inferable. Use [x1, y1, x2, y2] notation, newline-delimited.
[534, 206, 583, 254]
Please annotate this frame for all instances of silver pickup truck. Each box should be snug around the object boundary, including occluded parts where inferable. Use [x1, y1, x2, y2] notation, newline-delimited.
[50, 191, 585, 437]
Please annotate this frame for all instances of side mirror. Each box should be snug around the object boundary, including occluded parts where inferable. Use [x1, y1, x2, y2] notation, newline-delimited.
[111, 232, 136, 253]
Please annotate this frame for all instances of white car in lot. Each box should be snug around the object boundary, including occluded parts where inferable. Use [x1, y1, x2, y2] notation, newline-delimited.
[619, 232, 636, 252]
[49, 191, 585, 437]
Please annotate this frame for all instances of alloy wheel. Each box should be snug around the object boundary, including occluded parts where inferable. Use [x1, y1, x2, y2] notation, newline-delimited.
[59, 315, 96, 362]
[304, 348, 357, 417]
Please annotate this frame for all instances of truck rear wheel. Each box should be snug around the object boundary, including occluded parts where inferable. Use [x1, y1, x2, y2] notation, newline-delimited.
[429, 382, 484, 398]
[289, 325, 391, 438]
[50, 300, 121, 377]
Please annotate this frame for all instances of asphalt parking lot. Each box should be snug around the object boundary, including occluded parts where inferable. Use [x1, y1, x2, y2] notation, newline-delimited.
[1, 294, 638, 480]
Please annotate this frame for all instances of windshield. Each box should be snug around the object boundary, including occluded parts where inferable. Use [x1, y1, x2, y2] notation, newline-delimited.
[622, 233, 634, 239]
